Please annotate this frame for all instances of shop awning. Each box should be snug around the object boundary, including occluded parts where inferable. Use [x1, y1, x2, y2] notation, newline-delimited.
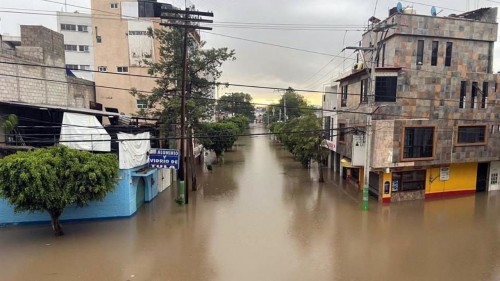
[340, 158, 354, 168]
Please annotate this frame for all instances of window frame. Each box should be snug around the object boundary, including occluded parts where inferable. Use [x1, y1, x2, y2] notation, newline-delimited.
[137, 99, 149, 109]
[459, 81, 467, 108]
[445, 42, 453, 66]
[79, 65, 90, 71]
[66, 64, 79, 70]
[374, 76, 397, 102]
[61, 24, 76, 31]
[392, 170, 427, 192]
[77, 25, 88, 32]
[431, 41, 439, 66]
[416, 40, 424, 65]
[471, 81, 478, 109]
[338, 123, 346, 143]
[456, 125, 487, 146]
[360, 79, 368, 104]
[98, 66, 107, 72]
[64, 44, 78, 52]
[401, 125, 436, 161]
[481, 81, 488, 109]
[110, 3, 119, 9]
[340, 85, 348, 107]
[78, 45, 89, 52]
[117, 66, 129, 73]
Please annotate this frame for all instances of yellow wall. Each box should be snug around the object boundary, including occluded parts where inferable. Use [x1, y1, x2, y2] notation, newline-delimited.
[425, 163, 478, 194]
[382, 172, 392, 199]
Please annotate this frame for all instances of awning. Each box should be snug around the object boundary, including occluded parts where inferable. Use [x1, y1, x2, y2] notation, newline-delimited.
[0, 101, 121, 117]
[340, 158, 354, 168]
[60, 112, 111, 152]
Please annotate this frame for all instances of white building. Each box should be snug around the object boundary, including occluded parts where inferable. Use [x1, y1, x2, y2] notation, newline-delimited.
[323, 85, 339, 171]
[56, 11, 94, 81]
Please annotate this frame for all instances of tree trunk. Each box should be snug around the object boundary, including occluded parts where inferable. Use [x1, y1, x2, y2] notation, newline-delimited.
[318, 160, 324, 183]
[48, 209, 64, 236]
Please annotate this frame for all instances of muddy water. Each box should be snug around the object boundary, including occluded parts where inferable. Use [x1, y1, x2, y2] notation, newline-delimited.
[1, 125, 499, 281]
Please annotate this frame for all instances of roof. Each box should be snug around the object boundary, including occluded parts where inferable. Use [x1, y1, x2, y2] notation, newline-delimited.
[0, 101, 121, 117]
[335, 67, 402, 82]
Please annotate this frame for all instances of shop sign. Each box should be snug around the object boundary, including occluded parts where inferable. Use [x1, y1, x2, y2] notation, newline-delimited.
[149, 149, 179, 170]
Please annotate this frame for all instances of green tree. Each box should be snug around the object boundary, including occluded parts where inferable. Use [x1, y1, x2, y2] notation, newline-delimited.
[278, 87, 309, 120]
[218, 92, 255, 121]
[0, 146, 119, 236]
[220, 115, 249, 134]
[134, 27, 235, 131]
[198, 122, 238, 163]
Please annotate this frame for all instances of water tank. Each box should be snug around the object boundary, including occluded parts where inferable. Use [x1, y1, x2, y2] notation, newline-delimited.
[403, 7, 416, 14]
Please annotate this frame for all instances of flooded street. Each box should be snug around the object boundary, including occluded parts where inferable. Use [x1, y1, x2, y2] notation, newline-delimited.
[1, 125, 500, 281]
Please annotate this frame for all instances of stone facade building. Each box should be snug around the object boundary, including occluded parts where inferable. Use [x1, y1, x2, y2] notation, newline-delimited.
[335, 7, 500, 202]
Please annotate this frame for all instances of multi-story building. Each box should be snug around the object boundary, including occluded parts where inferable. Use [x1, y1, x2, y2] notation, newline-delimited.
[335, 7, 500, 203]
[91, 0, 170, 115]
[322, 85, 339, 171]
[57, 11, 95, 81]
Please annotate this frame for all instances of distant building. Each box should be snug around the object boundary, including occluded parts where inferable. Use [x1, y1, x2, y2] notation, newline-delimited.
[322, 85, 338, 170]
[336, 7, 500, 202]
[57, 11, 95, 81]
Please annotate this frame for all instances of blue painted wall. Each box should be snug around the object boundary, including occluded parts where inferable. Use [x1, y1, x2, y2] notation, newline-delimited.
[0, 165, 158, 225]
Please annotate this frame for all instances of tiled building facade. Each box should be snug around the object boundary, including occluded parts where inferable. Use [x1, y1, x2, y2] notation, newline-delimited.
[335, 7, 500, 202]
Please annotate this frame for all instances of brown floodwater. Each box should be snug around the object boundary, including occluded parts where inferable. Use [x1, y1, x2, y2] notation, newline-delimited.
[1, 125, 499, 281]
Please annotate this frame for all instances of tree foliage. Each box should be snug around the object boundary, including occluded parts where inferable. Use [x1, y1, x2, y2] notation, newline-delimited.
[198, 122, 239, 162]
[269, 115, 328, 181]
[220, 115, 249, 134]
[133, 28, 235, 131]
[218, 92, 255, 121]
[0, 146, 119, 236]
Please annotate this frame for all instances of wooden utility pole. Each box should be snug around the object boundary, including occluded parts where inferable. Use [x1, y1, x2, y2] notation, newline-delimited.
[160, 7, 213, 203]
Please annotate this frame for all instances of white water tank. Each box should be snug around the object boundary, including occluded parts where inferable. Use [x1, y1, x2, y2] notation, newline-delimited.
[403, 7, 417, 14]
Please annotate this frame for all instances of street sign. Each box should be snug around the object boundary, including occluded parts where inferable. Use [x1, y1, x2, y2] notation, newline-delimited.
[149, 149, 180, 170]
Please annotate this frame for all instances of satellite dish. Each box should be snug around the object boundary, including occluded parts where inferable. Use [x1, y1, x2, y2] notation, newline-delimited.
[397, 2, 403, 13]
[431, 6, 437, 16]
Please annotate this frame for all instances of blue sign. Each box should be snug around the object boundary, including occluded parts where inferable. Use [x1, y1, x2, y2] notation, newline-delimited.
[149, 149, 180, 170]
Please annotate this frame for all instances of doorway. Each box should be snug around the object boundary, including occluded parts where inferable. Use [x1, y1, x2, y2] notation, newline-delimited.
[489, 161, 500, 191]
[476, 163, 489, 192]
[136, 177, 146, 210]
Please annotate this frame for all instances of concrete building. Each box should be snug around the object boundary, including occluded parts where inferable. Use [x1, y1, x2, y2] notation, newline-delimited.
[91, 0, 168, 115]
[57, 11, 95, 81]
[322, 85, 339, 172]
[335, 7, 500, 203]
[0, 25, 95, 109]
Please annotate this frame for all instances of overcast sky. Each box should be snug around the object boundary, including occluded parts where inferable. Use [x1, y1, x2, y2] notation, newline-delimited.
[1, 0, 498, 105]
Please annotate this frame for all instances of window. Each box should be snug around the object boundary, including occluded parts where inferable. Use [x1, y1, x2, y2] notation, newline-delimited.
[324, 117, 331, 139]
[129, 31, 148, 35]
[60, 24, 76, 31]
[416, 40, 424, 65]
[375, 76, 397, 102]
[471, 81, 478, 109]
[339, 123, 346, 142]
[96, 36, 102, 43]
[381, 43, 386, 67]
[482, 82, 488, 109]
[137, 100, 148, 109]
[459, 81, 466, 108]
[457, 126, 486, 144]
[110, 3, 119, 9]
[78, 45, 89, 52]
[64, 44, 77, 51]
[98, 66, 107, 72]
[79, 65, 90, 71]
[403, 127, 434, 159]
[360, 79, 368, 103]
[392, 170, 426, 192]
[341, 85, 348, 107]
[445, 42, 453, 66]
[491, 173, 498, 185]
[77, 25, 88, 32]
[117, 66, 129, 73]
[431, 41, 438, 66]
[66, 64, 79, 70]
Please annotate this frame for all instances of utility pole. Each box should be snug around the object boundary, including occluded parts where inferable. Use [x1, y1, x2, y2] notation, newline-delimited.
[345, 22, 395, 211]
[160, 7, 213, 203]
